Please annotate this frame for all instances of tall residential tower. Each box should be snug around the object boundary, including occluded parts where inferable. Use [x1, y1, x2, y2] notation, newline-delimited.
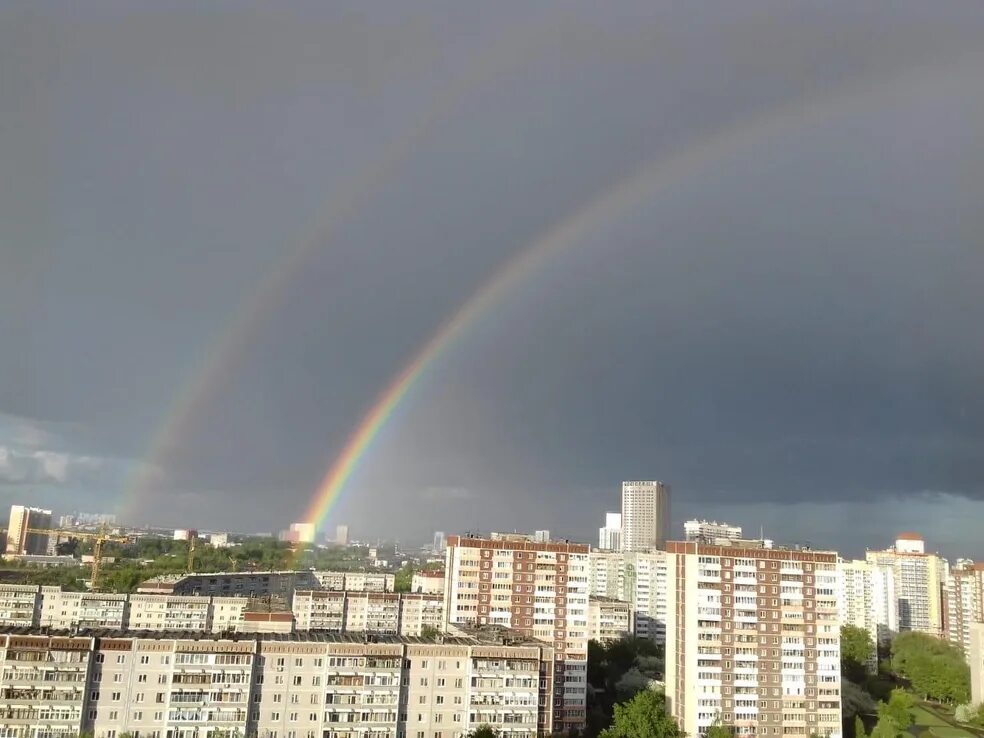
[620, 480, 670, 552]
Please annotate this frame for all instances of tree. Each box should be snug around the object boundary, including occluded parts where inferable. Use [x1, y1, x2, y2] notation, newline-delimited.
[891, 632, 970, 703]
[706, 719, 732, 738]
[877, 688, 914, 731]
[614, 667, 655, 701]
[841, 626, 875, 682]
[394, 565, 415, 593]
[599, 689, 684, 738]
[420, 625, 441, 639]
[842, 679, 877, 719]
[854, 715, 867, 738]
[466, 726, 499, 738]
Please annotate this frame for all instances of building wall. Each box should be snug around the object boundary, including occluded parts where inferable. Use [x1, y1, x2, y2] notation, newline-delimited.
[865, 544, 944, 637]
[944, 564, 984, 656]
[5, 505, 52, 555]
[39, 591, 129, 630]
[665, 542, 842, 738]
[0, 631, 556, 738]
[837, 559, 898, 654]
[587, 550, 669, 645]
[620, 481, 670, 552]
[587, 597, 634, 644]
[970, 623, 984, 705]
[444, 536, 588, 732]
[412, 571, 447, 596]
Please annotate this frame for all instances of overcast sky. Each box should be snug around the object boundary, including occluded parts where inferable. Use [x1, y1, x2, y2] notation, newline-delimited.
[2, 1, 984, 557]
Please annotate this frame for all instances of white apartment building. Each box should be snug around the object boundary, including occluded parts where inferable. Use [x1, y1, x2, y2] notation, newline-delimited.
[837, 558, 898, 650]
[620, 480, 670, 552]
[865, 534, 945, 637]
[444, 535, 589, 732]
[970, 623, 984, 704]
[0, 585, 56, 627]
[412, 569, 446, 596]
[598, 512, 622, 552]
[665, 541, 842, 738]
[588, 550, 669, 645]
[314, 570, 395, 592]
[5, 505, 52, 555]
[39, 591, 129, 630]
[684, 519, 743, 544]
[944, 561, 984, 655]
[0, 628, 557, 738]
[291, 591, 444, 637]
[588, 596, 634, 644]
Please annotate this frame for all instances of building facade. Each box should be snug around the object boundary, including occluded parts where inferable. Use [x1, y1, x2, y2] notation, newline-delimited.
[291, 591, 443, 636]
[598, 513, 622, 552]
[865, 534, 945, 637]
[5, 505, 52, 555]
[444, 534, 589, 732]
[665, 541, 842, 738]
[313, 571, 395, 593]
[588, 550, 669, 645]
[944, 561, 984, 656]
[837, 558, 898, 651]
[587, 596, 634, 644]
[684, 519, 743, 544]
[620, 480, 670, 552]
[0, 628, 557, 738]
[412, 570, 447, 596]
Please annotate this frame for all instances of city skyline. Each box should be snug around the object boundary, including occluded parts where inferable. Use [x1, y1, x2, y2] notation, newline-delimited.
[3, 2, 984, 554]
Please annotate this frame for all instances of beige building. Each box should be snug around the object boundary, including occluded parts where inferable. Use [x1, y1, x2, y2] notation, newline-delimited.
[444, 534, 589, 732]
[588, 596, 633, 644]
[0, 626, 557, 738]
[137, 569, 321, 599]
[5, 505, 52, 556]
[0, 585, 55, 627]
[970, 623, 984, 704]
[837, 558, 898, 650]
[412, 569, 447, 595]
[665, 541, 842, 738]
[292, 590, 444, 636]
[620, 480, 670, 552]
[944, 561, 984, 655]
[39, 591, 129, 630]
[588, 549, 669, 644]
[865, 533, 946, 637]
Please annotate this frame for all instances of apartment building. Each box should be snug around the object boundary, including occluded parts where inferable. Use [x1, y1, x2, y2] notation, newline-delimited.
[970, 623, 984, 704]
[412, 570, 447, 596]
[944, 561, 984, 655]
[0, 585, 57, 627]
[444, 534, 589, 732]
[598, 513, 622, 552]
[137, 570, 321, 600]
[40, 591, 129, 630]
[291, 591, 442, 636]
[588, 550, 669, 645]
[837, 558, 898, 650]
[665, 541, 842, 738]
[865, 534, 946, 637]
[314, 571, 395, 592]
[620, 480, 670, 552]
[587, 596, 634, 644]
[0, 626, 557, 738]
[684, 520, 743, 544]
[5, 505, 52, 555]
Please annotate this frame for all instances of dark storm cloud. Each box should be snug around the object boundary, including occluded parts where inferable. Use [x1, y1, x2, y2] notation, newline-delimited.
[2, 1, 983, 551]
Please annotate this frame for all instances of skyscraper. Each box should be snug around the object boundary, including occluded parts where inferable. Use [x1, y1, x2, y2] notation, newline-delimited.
[866, 533, 945, 637]
[620, 480, 670, 552]
[6, 505, 52, 555]
[334, 524, 349, 546]
[432, 530, 446, 553]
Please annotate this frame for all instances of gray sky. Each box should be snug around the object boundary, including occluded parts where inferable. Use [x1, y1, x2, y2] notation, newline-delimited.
[2, 1, 984, 557]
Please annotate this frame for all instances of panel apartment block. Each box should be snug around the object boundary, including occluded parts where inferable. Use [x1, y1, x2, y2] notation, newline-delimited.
[0, 628, 556, 738]
[665, 541, 842, 738]
[444, 535, 589, 732]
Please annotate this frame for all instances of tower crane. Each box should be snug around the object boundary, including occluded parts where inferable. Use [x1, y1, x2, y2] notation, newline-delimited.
[2, 524, 129, 591]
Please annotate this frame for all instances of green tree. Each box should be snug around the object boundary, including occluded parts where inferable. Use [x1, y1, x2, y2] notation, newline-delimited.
[891, 632, 970, 703]
[599, 689, 684, 738]
[466, 726, 499, 738]
[841, 625, 875, 682]
[706, 719, 732, 738]
[394, 565, 415, 593]
[420, 625, 441, 639]
[854, 715, 868, 738]
[876, 689, 914, 732]
[842, 679, 877, 719]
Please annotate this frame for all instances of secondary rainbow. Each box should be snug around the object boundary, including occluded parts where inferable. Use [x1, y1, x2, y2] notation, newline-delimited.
[295, 57, 963, 536]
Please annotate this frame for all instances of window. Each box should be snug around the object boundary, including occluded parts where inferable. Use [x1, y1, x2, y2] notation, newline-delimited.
[117, 654, 126, 663]
[295, 658, 303, 667]
[293, 676, 303, 686]
[138, 674, 147, 683]
[140, 655, 150, 664]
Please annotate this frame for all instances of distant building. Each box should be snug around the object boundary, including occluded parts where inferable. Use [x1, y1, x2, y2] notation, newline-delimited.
[588, 596, 634, 644]
[838, 557, 898, 655]
[313, 571, 394, 592]
[970, 623, 984, 704]
[944, 560, 984, 655]
[683, 519, 743, 543]
[138, 570, 321, 602]
[620, 480, 670, 552]
[533, 530, 550, 543]
[6, 505, 52, 555]
[598, 512, 622, 551]
[208, 532, 230, 547]
[58, 514, 77, 529]
[866, 533, 946, 637]
[411, 569, 446, 596]
[172, 528, 197, 542]
[588, 550, 669, 644]
[280, 522, 315, 544]
[335, 524, 349, 546]
[432, 530, 446, 553]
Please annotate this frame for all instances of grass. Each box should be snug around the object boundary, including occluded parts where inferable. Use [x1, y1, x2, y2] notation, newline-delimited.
[930, 727, 974, 738]
[912, 707, 951, 727]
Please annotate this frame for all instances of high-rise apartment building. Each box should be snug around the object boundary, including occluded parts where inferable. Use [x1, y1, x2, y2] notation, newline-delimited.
[944, 561, 984, 655]
[598, 512, 622, 551]
[620, 480, 670, 552]
[0, 628, 558, 738]
[588, 550, 669, 645]
[865, 533, 946, 637]
[665, 541, 842, 738]
[335, 524, 349, 545]
[444, 534, 589, 732]
[684, 519, 743, 544]
[588, 596, 634, 644]
[5, 505, 52, 555]
[837, 558, 897, 654]
[433, 530, 447, 553]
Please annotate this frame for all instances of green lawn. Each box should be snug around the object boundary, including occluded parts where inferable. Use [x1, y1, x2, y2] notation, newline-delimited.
[930, 727, 974, 738]
[912, 707, 950, 727]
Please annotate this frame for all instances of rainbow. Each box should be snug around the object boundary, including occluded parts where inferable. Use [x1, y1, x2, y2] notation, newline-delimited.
[293, 56, 971, 538]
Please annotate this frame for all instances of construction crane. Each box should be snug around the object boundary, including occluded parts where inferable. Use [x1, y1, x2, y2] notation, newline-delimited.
[3, 525, 129, 591]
